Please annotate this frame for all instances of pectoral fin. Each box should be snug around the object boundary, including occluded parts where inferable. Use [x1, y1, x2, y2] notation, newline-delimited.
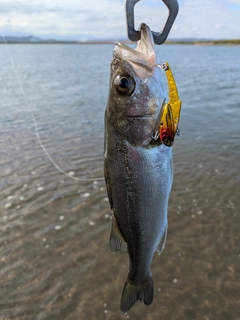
[109, 216, 128, 254]
[156, 227, 168, 255]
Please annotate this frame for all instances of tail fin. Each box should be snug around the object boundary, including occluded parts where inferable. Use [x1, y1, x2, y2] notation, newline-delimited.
[120, 278, 154, 313]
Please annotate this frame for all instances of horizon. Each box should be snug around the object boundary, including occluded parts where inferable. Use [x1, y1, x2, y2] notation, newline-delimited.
[1, 34, 240, 43]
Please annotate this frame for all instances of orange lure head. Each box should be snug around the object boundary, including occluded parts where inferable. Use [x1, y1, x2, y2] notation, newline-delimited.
[159, 103, 175, 147]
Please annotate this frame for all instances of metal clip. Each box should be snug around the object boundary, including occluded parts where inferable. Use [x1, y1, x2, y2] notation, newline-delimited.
[125, 0, 179, 44]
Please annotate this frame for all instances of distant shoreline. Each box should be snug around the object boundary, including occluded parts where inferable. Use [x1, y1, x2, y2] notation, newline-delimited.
[0, 39, 240, 45]
[166, 39, 240, 46]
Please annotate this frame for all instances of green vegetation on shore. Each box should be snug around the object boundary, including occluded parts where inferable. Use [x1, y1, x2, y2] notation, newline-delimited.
[166, 39, 240, 45]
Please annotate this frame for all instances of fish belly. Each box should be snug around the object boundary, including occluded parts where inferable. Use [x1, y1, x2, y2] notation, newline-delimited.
[105, 121, 172, 265]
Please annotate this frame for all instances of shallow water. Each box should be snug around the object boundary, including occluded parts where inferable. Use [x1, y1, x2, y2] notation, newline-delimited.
[0, 43, 240, 320]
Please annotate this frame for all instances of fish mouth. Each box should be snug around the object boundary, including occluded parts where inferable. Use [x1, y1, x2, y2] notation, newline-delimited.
[114, 23, 156, 79]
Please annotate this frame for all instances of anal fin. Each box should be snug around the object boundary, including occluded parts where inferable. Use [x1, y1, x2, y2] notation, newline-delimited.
[109, 216, 128, 254]
[156, 227, 168, 255]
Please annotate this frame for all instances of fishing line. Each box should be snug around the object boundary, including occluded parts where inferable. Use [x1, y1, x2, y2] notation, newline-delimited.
[0, 29, 104, 182]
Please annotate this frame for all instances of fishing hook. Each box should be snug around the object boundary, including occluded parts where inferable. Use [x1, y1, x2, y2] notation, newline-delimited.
[125, 0, 179, 44]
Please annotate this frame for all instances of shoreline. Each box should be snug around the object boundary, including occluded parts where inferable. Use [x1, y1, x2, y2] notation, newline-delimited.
[0, 39, 240, 45]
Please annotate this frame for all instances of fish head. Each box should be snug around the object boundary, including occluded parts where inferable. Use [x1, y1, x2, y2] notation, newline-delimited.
[106, 23, 167, 147]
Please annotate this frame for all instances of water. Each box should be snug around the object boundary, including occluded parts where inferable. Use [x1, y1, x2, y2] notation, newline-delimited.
[0, 43, 239, 320]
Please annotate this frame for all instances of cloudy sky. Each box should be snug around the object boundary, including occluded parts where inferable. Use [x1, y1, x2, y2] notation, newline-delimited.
[0, 0, 240, 40]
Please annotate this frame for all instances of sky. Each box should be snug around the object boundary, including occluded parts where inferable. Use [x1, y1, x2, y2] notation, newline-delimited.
[0, 0, 240, 40]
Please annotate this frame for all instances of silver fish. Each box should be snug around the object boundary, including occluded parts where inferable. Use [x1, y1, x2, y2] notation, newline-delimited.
[104, 23, 173, 313]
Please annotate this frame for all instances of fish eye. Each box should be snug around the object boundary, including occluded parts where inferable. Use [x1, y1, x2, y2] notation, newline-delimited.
[163, 138, 173, 147]
[114, 75, 135, 95]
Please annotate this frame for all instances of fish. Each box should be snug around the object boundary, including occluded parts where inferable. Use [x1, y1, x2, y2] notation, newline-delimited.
[104, 23, 173, 313]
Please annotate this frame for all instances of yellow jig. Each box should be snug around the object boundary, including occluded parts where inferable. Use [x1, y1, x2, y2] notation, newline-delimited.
[160, 62, 182, 147]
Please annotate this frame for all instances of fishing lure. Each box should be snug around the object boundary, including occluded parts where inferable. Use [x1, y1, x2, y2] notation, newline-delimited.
[159, 62, 182, 146]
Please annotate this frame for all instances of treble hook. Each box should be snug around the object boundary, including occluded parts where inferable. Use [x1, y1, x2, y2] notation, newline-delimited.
[125, 0, 179, 44]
